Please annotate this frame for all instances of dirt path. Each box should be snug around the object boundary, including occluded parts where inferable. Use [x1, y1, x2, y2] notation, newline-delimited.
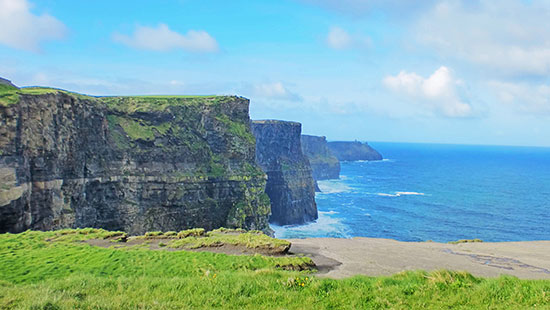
[287, 237, 550, 279]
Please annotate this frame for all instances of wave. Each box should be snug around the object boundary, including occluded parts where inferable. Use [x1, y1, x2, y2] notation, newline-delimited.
[271, 212, 351, 239]
[317, 180, 351, 194]
[354, 159, 393, 163]
[320, 210, 339, 215]
[377, 191, 426, 197]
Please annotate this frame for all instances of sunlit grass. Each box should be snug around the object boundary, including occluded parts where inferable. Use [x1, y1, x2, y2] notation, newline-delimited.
[1, 229, 549, 309]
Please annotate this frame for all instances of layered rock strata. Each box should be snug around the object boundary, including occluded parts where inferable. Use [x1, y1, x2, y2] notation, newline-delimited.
[0, 84, 271, 234]
[301, 135, 340, 180]
[251, 120, 317, 225]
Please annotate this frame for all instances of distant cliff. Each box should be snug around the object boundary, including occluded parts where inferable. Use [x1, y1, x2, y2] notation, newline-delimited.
[328, 141, 383, 161]
[301, 135, 340, 180]
[0, 83, 271, 234]
[251, 120, 317, 225]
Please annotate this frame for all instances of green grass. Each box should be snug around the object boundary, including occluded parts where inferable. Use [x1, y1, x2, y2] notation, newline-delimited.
[106, 115, 172, 142]
[168, 228, 291, 252]
[0, 86, 95, 106]
[216, 114, 256, 145]
[2, 231, 550, 309]
[99, 95, 230, 113]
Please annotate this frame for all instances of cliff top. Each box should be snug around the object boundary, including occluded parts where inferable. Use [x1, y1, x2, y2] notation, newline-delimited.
[252, 119, 301, 126]
[302, 134, 327, 141]
[100, 95, 240, 113]
[0, 83, 242, 110]
[0, 77, 17, 88]
[0, 86, 95, 106]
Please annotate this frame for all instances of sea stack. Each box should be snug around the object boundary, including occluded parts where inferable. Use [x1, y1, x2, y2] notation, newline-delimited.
[251, 120, 318, 225]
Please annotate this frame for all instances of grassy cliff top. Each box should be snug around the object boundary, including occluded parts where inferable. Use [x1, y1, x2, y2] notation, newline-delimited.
[0, 84, 244, 112]
[252, 119, 301, 126]
[99, 95, 241, 113]
[0, 86, 95, 106]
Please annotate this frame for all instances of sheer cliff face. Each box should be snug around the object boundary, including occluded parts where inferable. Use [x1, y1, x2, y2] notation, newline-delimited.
[327, 141, 383, 161]
[251, 120, 317, 225]
[0, 90, 271, 234]
[301, 135, 340, 180]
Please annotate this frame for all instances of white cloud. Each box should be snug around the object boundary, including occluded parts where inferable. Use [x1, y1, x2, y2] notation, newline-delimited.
[415, 0, 550, 76]
[384, 66, 473, 118]
[326, 27, 352, 49]
[326, 26, 371, 50]
[113, 24, 218, 52]
[0, 0, 67, 52]
[489, 81, 550, 115]
[253, 82, 302, 101]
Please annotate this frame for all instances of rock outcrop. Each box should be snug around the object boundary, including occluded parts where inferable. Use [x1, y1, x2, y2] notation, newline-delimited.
[0, 86, 271, 235]
[301, 135, 340, 180]
[0, 77, 17, 88]
[327, 141, 383, 161]
[251, 120, 317, 225]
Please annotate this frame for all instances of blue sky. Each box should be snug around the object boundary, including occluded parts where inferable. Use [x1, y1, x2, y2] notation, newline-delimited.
[1, 0, 550, 147]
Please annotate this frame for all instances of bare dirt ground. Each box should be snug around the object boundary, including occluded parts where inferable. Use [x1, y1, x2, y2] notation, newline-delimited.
[85, 238, 289, 256]
[287, 237, 550, 279]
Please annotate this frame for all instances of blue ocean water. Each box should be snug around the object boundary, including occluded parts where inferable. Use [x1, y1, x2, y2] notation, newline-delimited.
[272, 142, 550, 242]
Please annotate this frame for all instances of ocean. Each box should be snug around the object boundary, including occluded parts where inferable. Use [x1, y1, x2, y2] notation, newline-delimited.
[272, 142, 550, 242]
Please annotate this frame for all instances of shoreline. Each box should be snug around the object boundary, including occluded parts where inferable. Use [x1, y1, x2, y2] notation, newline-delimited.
[287, 237, 550, 279]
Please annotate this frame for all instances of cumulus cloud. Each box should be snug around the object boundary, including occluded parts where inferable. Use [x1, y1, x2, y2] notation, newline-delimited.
[253, 82, 302, 101]
[415, 0, 550, 76]
[0, 0, 67, 52]
[384, 66, 473, 118]
[489, 81, 550, 115]
[113, 24, 218, 52]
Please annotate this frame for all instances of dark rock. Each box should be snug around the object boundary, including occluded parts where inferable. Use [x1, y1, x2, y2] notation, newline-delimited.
[251, 120, 317, 225]
[0, 77, 18, 89]
[314, 181, 321, 192]
[328, 141, 383, 161]
[301, 135, 340, 180]
[0, 91, 271, 235]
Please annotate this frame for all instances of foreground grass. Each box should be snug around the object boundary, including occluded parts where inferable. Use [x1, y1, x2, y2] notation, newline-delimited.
[167, 228, 291, 253]
[1, 230, 550, 309]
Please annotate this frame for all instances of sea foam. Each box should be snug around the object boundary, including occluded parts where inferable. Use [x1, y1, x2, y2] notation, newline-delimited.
[271, 211, 351, 239]
[377, 191, 426, 197]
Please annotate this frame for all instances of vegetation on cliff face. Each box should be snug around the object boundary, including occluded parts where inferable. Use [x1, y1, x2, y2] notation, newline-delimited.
[301, 135, 340, 180]
[1, 229, 550, 309]
[0, 90, 271, 234]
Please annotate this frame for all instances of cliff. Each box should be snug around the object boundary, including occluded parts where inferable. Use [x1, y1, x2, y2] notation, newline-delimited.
[251, 120, 317, 225]
[0, 84, 271, 235]
[327, 141, 383, 161]
[301, 135, 340, 180]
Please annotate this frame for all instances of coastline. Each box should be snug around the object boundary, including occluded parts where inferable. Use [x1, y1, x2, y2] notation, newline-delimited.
[287, 237, 550, 279]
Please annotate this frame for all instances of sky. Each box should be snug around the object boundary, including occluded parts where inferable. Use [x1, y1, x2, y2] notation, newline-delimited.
[1, 0, 549, 147]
